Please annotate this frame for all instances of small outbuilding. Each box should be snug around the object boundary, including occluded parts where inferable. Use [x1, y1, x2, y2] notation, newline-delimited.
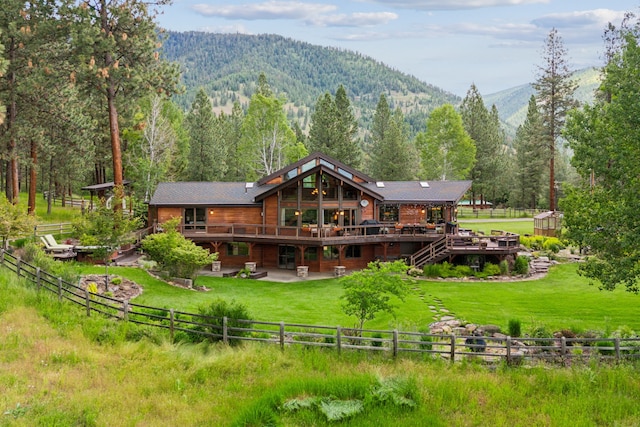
[534, 211, 562, 237]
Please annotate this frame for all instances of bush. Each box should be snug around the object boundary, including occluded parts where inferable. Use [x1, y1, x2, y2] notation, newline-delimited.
[499, 260, 509, 275]
[141, 217, 217, 280]
[422, 264, 442, 278]
[474, 262, 501, 279]
[508, 319, 521, 337]
[183, 298, 253, 346]
[513, 255, 529, 275]
[542, 237, 565, 254]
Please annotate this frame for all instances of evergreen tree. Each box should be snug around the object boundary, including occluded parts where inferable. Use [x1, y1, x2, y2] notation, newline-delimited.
[185, 89, 226, 181]
[369, 106, 418, 180]
[533, 28, 577, 211]
[460, 84, 505, 206]
[415, 104, 476, 181]
[67, 0, 179, 207]
[511, 96, 546, 209]
[308, 85, 361, 168]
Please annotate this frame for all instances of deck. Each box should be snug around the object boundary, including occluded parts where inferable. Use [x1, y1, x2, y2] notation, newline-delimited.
[179, 223, 520, 257]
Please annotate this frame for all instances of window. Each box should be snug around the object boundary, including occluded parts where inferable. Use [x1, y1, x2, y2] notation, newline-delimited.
[282, 186, 297, 200]
[345, 245, 361, 258]
[379, 205, 399, 223]
[184, 207, 206, 230]
[304, 247, 318, 261]
[301, 209, 318, 225]
[323, 245, 339, 260]
[227, 242, 249, 256]
[281, 208, 299, 226]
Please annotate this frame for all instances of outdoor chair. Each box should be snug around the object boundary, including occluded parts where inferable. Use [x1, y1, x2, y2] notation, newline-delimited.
[40, 234, 74, 253]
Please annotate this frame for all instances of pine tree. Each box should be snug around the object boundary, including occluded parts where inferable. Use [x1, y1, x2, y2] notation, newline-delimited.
[511, 96, 546, 209]
[460, 84, 505, 207]
[307, 85, 361, 168]
[185, 89, 226, 181]
[533, 28, 577, 211]
[67, 0, 179, 208]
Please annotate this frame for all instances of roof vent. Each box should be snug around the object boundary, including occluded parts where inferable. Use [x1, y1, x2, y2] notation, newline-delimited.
[420, 181, 430, 188]
[376, 181, 385, 188]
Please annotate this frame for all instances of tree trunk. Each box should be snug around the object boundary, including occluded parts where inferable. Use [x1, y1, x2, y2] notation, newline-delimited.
[6, 37, 19, 204]
[28, 139, 37, 215]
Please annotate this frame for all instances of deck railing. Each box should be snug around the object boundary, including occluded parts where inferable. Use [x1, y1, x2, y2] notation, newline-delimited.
[2, 249, 637, 366]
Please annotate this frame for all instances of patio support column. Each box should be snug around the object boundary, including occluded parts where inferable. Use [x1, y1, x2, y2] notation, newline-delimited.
[296, 245, 307, 266]
[248, 243, 256, 262]
[337, 245, 345, 265]
[380, 242, 389, 261]
[210, 242, 222, 253]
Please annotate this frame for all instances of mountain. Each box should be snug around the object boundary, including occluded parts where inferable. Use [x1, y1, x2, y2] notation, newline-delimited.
[483, 67, 603, 135]
[161, 32, 461, 135]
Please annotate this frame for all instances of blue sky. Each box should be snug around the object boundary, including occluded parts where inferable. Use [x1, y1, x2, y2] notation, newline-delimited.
[156, 1, 638, 96]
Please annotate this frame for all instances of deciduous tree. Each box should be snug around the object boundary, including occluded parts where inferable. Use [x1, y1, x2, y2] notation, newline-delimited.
[415, 104, 475, 181]
[340, 260, 411, 333]
[562, 23, 640, 292]
[240, 73, 296, 178]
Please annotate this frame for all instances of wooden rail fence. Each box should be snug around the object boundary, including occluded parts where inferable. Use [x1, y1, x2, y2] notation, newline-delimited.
[2, 249, 639, 365]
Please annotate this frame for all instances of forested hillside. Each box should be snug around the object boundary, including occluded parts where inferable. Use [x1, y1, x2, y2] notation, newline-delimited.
[484, 67, 601, 135]
[162, 32, 460, 135]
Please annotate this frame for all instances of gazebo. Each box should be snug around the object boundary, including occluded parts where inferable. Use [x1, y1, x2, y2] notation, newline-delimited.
[534, 211, 562, 237]
[81, 180, 131, 212]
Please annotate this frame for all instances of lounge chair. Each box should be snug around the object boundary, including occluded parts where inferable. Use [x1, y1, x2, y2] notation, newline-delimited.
[40, 234, 74, 253]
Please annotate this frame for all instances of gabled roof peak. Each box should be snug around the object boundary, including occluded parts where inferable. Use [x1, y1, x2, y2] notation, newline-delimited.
[257, 152, 373, 186]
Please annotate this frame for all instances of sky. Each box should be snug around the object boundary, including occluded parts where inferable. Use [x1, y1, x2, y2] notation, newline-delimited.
[156, 1, 639, 97]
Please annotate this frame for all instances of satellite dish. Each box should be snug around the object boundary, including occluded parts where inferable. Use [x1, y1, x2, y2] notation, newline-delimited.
[360, 200, 369, 207]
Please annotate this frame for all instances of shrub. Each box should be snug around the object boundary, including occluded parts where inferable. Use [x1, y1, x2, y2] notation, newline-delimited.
[371, 332, 384, 347]
[499, 260, 509, 275]
[419, 328, 433, 351]
[513, 255, 529, 275]
[141, 217, 217, 280]
[475, 262, 501, 279]
[110, 277, 122, 286]
[542, 237, 564, 254]
[422, 263, 442, 278]
[508, 319, 521, 337]
[184, 298, 253, 346]
[406, 266, 422, 277]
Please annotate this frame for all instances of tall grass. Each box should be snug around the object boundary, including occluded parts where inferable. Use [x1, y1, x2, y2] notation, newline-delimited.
[2, 269, 640, 426]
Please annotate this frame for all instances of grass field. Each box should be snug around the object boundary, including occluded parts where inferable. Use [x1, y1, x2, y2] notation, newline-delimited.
[2, 270, 640, 426]
[79, 262, 640, 335]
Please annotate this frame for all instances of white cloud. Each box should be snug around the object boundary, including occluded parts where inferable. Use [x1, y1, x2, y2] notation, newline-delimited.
[532, 9, 627, 30]
[309, 12, 398, 27]
[358, 0, 549, 11]
[191, 1, 336, 20]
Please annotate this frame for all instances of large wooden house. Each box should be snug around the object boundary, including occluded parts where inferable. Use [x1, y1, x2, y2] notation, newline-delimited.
[147, 152, 519, 272]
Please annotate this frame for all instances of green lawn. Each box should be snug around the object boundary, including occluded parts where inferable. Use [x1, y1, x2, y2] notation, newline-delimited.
[80, 262, 640, 335]
[458, 219, 534, 236]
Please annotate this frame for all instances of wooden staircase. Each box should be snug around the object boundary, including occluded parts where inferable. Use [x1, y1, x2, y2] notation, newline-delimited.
[409, 236, 450, 268]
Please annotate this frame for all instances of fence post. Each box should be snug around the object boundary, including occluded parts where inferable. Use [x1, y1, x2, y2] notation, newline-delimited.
[123, 301, 129, 322]
[450, 334, 456, 362]
[16, 257, 23, 277]
[223, 316, 228, 345]
[57, 277, 63, 301]
[279, 321, 285, 351]
[393, 329, 399, 358]
[169, 309, 175, 343]
[0, 249, 4, 265]
[615, 338, 621, 363]
[506, 336, 511, 365]
[85, 289, 91, 317]
[561, 336, 567, 365]
[336, 326, 342, 355]
[36, 267, 41, 291]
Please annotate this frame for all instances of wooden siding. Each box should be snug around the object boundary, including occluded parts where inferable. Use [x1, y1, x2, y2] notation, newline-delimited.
[211, 206, 262, 225]
[264, 194, 279, 227]
[157, 207, 182, 224]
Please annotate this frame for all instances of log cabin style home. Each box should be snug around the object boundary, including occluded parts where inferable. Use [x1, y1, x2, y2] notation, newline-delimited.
[147, 152, 520, 273]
